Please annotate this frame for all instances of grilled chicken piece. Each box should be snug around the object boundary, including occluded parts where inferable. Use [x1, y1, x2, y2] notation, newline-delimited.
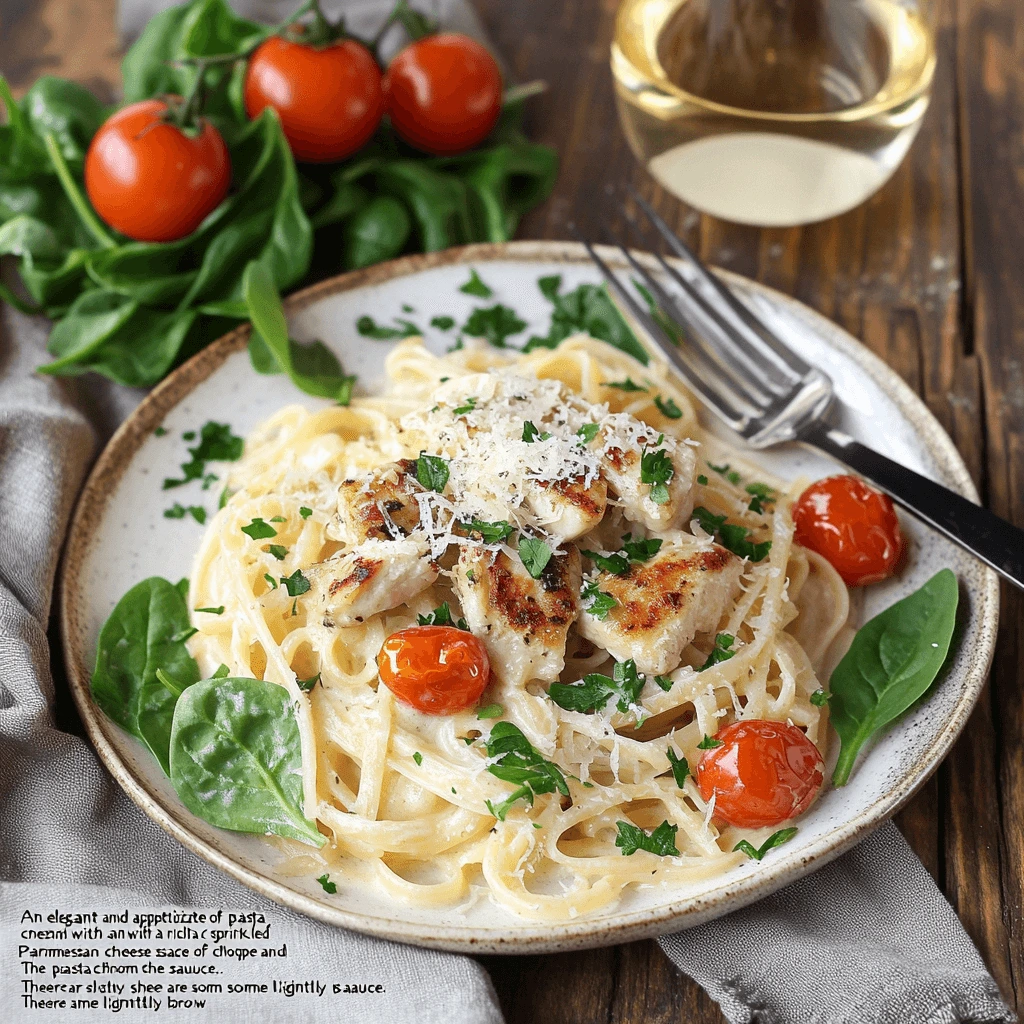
[578, 541, 743, 675]
[452, 545, 582, 685]
[601, 441, 697, 533]
[307, 538, 437, 627]
[336, 460, 423, 545]
[525, 475, 608, 543]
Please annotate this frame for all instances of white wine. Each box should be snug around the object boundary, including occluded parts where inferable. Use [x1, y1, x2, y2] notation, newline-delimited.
[612, 0, 936, 226]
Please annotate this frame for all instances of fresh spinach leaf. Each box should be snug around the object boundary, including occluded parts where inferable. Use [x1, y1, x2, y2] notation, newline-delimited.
[830, 569, 959, 786]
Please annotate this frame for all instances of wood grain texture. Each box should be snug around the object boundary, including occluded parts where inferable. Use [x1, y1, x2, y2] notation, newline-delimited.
[2, 0, 1021, 1019]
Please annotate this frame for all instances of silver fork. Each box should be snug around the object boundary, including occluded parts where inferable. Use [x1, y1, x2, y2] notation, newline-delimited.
[575, 192, 1024, 593]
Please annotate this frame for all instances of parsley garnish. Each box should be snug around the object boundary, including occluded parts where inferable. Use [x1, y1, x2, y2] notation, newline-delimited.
[263, 573, 277, 589]
[280, 570, 310, 597]
[518, 538, 552, 578]
[162, 421, 244, 490]
[666, 749, 690, 788]
[640, 444, 674, 505]
[164, 503, 206, 524]
[615, 820, 679, 857]
[356, 315, 420, 340]
[697, 474, 708, 485]
[182, 431, 195, 441]
[462, 304, 527, 348]
[581, 549, 631, 575]
[242, 517, 277, 539]
[734, 827, 798, 861]
[462, 518, 515, 544]
[266, 544, 288, 560]
[746, 482, 776, 514]
[709, 461, 742, 485]
[415, 453, 449, 492]
[548, 659, 644, 715]
[522, 420, 541, 442]
[169, 626, 198, 644]
[700, 633, 736, 671]
[477, 703, 504, 719]
[299, 506, 313, 518]
[810, 689, 831, 706]
[484, 722, 570, 820]
[453, 397, 477, 415]
[195, 606, 224, 615]
[316, 874, 337, 894]
[431, 315, 456, 331]
[603, 377, 648, 392]
[413, 752, 423, 766]
[418, 602, 468, 630]
[576, 422, 600, 444]
[654, 675, 674, 692]
[691, 506, 772, 561]
[270, 515, 287, 523]
[212, 664, 230, 678]
[296, 673, 320, 692]
[654, 395, 683, 419]
[154, 426, 167, 436]
[621, 533, 662, 562]
[581, 579, 617, 620]
[697, 734, 723, 749]
[459, 268, 493, 298]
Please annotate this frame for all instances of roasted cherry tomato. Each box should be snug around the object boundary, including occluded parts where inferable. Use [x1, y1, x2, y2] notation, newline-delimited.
[384, 33, 502, 155]
[377, 625, 490, 714]
[697, 719, 824, 830]
[792, 474, 905, 587]
[244, 36, 385, 162]
[84, 99, 230, 243]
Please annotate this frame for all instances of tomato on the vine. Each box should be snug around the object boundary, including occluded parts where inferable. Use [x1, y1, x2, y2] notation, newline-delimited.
[84, 99, 230, 243]
[377, 625, 490, 714]
[244, 36, 385, 163]
[384, 33, 502, 155]
[792, 475, 905, 587]
[697, 719, 824, 830]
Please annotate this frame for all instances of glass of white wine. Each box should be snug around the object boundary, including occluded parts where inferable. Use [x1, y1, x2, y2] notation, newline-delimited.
[612, 0, 937, 226]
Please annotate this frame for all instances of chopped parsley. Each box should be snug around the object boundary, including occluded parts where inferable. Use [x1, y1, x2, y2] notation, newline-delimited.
[576, 422, 600, 444]
[691, 506, 772, 561]
[697, 734, 723, 750]
[162, 421, 244, 490]
[415, 453, 450, 492]
[316, 874, 337, 894]
[459, 268, 493, 298]
[462, 518, 515, 544]
[709, 461, 742, 485]
[666, 749, 690, 789]
[603, 377, 648, 392]
[164, 503, 206, 524]
[154, 425, 167, 436]
[734, 827, 798, 861]
[615, 819, 679, 857]
[212, 664, 230, 678]
[263, 573, 277, 590]
[297, 673, 321, 692]
[621, 533, 663, 562]
[431, 315, 456, 331]
[640, 442, 674, 505]
[548, 658, 644, 715]
[654, 675, 674, 692]
[195, 606, 224, 615]
[522, 420, 541, 442]
[242, 517, 277, 539]
[654, 395, 683, 419]
[462, 304, 527, 348]
[810, 689, 831, 706]
[356, 315, 420, 340]
[697, 474, 708, 485]
[270, 515, 287, 523]
[699, 633, 736, 671]
[299, 506, 313, 518]
[418, 602, 468, 630]
[580, 549, 631, 576]
[581, 579, 617, 620]
[453, 397, 477, 416]
[477, 703, 504, 720]
[484, 722, 569, 820]
[280, 569, 310, 597]
[182, 431, 195, 441]
[518, 538, 552, 579]
[746, 482, 776, 514]
[413, 752, 423, 766]
[402, 304, 415, 313]
[266, 544, 288, 560]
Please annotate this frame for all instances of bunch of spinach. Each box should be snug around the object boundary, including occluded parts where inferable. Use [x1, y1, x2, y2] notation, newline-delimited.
[92, 574, 323, 846]
[0, 0, 557, 389]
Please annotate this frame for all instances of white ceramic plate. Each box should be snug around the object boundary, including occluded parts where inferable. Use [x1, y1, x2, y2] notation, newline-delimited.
[61, 240, 999, 953]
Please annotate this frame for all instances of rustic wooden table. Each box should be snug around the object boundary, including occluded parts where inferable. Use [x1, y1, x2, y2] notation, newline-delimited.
[4, 0, 1022, 1019]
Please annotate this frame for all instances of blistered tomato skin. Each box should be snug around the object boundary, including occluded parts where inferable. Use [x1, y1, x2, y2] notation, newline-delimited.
[697, 719, 825, 830]
[792, 475, 905, 587]
[384, 33, 502, 155]
[377, 625, 490, 715]
[84, 100, 230, 243]
[244, 37, 385, 163]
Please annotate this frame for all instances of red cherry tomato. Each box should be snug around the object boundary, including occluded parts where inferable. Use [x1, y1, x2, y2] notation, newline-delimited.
[245, 36, 385, 163]
[792, 475, 905, 587]
[84, 100, 230, 243]
[384, 33, 502, 155]
[377, 625, 490, 714]
[697, 719, 824, 830]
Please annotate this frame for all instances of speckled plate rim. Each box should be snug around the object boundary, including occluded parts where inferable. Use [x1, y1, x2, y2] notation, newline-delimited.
[60, 240, 1000, 954]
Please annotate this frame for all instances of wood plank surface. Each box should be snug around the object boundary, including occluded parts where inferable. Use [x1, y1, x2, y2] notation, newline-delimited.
[2, 0, 1021, 1020]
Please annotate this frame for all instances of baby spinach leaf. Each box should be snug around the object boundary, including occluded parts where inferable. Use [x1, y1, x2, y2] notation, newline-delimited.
[168, 676, 324, 847]
[342, 195, 411, 270]
[91, 576, 201, 774]
[830, 568, 959, 786]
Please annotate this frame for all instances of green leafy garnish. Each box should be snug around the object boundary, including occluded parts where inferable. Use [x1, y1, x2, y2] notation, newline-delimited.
[654, 395, 683, 419]
[280, 570, 310, 597]
[462, 519, 515, 544]
[415, 453, 449, 492]
[297, 673, 320, 692]
[484, 722, 569, 820]
[810, 689, 831, 707]
[697, 734, 723, 749]
[548, 659, 644, 715]
[418, 602, 468, 630]
[195, 606, 224, 615]
[654, 675, 674, 692]
[477, 703, 504, 720]
[700, 633, 736, 671]
[463, 304, 527, 348]
[603, 377, 648, 392]
[522, 420, 541, 442]
[692, 506, 772, 562]
[615, 820, 679, 857]
[453, 397, 477, 416]
[266, 544, 288, 561]
[356, 315, 420, 340]
[518, 538, 552, 579]
[621, 534, 663, 563]
[242, 517, 277, 540]
[299, 506, 313, 518]
[581, 579, 617, 620]
[263, 573, 277, 590]
[164, 503, 206, 524]
[431, 315, 456, 331]
[576, 422, 600, 444]
[734, 827, 798, 861]
[697, 474, 708, 485]
[212, 664, 230, 678]
[162, 421, 243, 490]
[413, 752, 423, 766]
[316, 874, 337, 894]
[580, 549, 631, 576]
[459, 269, 493, 298]
[709, 461, 741, 485]
[666, 749, 690, 789]
[640, 444, 674, 505]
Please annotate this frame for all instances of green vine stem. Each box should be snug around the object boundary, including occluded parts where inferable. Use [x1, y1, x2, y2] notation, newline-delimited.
[43, 133, 115, 249]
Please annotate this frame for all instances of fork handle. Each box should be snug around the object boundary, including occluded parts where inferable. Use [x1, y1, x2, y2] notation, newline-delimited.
[800, 422, 1024, 592]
